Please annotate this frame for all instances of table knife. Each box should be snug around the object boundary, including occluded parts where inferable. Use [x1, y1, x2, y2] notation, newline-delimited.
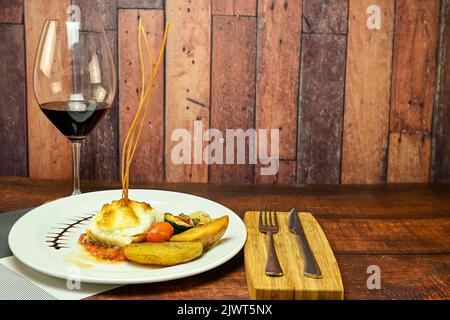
[288, 208, 322, 279]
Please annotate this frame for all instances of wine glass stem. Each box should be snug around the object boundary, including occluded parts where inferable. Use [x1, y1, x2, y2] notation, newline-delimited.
[71, 141, 82, 195]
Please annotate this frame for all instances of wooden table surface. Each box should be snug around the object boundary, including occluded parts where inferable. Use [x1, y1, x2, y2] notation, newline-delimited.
[1, 176, 449, 300]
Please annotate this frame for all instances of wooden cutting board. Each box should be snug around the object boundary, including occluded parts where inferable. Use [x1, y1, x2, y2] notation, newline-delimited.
[244, 211, 343, 300]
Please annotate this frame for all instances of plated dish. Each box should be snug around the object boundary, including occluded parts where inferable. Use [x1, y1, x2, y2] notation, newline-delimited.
[79, 197, 229, 266]
[8, 189, 247, 284]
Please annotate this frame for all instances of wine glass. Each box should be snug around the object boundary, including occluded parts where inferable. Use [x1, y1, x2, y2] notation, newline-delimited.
[33, 19, 116, 195]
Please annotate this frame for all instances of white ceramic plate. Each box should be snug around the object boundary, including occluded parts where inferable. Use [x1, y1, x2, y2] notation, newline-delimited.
[8, 189, 247, 284]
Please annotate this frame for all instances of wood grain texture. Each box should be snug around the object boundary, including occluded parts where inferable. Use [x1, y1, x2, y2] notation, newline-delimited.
[245, 211, 343, 300]
[302, 0, 348, 34]
[432, 0, 450, 182]
[256, 0, 301, 160]
[210, 15, 256, 184]
[321, 218, 450, 254]
[387, 132, 432, 183]
[211, 0, 257, 16]
[80, 30, 119, 181]
[71, 0, 117, 30]
[338, 254, 450, 300]
[390, 0, 440, 133]
[389, 0, 439, 183]
[0, 0, 23, 23]
[342, 0, 394, 184]
[165, 0, 211, 182]
[118, 9, 165, 182]
[0, 24, 27, 177]
[118, 0, 163, 9]
[5, 177, 450, 220]
[255, 160, 296, 184]
[297, 34, 347, 184]
[2, 177, 450, 300]
[25, 0, 72, 180]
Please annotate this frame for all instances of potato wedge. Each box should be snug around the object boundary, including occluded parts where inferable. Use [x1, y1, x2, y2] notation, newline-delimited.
[124, 241, 203, 266]
[170, 215, 229, 248]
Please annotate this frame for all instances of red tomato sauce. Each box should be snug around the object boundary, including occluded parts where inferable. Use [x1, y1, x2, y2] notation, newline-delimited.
[79, 234, 126, 262]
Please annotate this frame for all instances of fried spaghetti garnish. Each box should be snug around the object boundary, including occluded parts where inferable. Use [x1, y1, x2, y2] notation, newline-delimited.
[120, 19, 169, 203]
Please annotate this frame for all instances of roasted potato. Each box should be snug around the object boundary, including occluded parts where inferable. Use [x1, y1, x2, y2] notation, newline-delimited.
[170, 215, 229, 248]
[124, 241, 203, 266]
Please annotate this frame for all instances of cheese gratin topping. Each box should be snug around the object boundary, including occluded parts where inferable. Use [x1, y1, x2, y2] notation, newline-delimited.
[86, 200, 164, 247]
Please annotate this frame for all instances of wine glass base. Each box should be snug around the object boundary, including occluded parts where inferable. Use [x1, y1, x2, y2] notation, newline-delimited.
[71, 190, 82, 196]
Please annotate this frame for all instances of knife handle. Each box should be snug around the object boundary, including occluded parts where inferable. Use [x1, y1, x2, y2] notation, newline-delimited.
[296, 234, 322, 279]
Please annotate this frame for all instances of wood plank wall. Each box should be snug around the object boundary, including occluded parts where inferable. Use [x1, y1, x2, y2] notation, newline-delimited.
[0, 0, 449, 185]
[298, 0, 347, 184]
[342, 0, 394, 184]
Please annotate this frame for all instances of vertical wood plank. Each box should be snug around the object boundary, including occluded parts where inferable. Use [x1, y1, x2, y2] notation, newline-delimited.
[432, 0, 450, 182]
[255, 0, 301, 183]
[212, 0, 233, 15]
[232, 0, 257, 16]
[165, 0, 211, 182]
[25, 0, 72, 180]
[390, 0, 440, 133]
[255, 160, 296, 184]
[119, 9, 164, 182]
[212, 0, 257, 16]
[388, 0, 440, 182]
[341, 0, 394, 184]
[71, 0, 117, 30]
[297, 34, 347, 184]
[118, 0, 163, 9]
[210, 15, 256, 184]
[302, 0, 348, 34]
[0, 0, 23, 23]
[80, 30, 119, 181]
[388, 133, 431, 182]
[0, 24, 27, 176]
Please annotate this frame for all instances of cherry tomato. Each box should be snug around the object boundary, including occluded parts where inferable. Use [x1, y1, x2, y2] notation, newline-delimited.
[146, 222, 174, 242]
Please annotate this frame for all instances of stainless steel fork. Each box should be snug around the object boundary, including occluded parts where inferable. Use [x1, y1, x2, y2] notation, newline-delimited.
[259, 204, 283, 276]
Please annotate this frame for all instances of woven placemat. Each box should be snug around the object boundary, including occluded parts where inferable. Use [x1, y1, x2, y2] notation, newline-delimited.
[0, 209, 31, 259]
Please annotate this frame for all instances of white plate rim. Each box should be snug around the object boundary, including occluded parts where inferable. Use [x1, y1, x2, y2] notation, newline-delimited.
[8, 189, 247, 284]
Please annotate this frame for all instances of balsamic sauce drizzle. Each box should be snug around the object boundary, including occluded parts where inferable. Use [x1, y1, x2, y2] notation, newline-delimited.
[46, 214, 93, 250]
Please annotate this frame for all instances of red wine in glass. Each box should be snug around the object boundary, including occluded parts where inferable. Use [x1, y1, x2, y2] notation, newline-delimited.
[40, 101, 110, 141]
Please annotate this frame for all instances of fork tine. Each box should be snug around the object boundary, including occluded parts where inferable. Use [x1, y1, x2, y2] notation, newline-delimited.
[259, 204, 263, 230]
[273, 205, 278, 229]
[264, 204, 268, 226]
[271, 204, 276, 227]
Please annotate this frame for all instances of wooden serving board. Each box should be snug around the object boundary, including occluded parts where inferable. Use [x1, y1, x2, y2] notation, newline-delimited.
[244, 211, 343, 300]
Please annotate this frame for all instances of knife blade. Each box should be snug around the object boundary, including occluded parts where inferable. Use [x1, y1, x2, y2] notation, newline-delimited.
[288, 208, 322, 279]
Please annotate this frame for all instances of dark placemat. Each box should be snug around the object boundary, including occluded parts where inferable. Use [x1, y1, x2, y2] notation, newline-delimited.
[0, 209, 31, 258]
